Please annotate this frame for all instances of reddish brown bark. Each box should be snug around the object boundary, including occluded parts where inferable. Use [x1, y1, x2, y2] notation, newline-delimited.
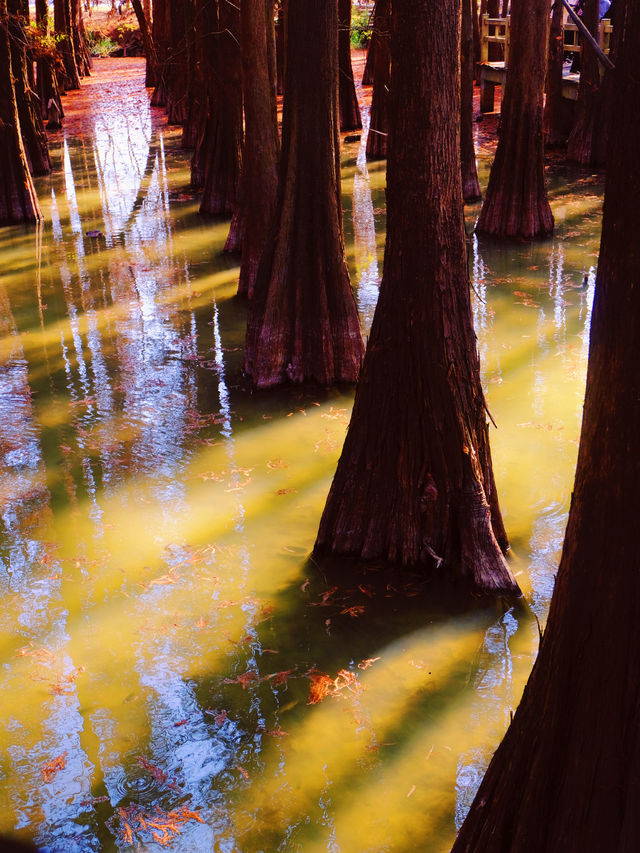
[543, 0, 567, 148]
[8, 0, 50, 176]
[150, 0, 169, 105]
[194, 0, 242, 216]
[54, 0, 80, 90]
[365, 0, 390, 161]
[338, 0, 362, 132]
[235, 0, 278, 293]
[453, 3, 640, 847]
[0, 0, 42, 224]
[476, 0, 553, 240]
[567, 0, 604, 165]
[461, 0, 481, 201]
[361, 12, 375, 86]
[70, 0, 91, 77]
[35, 0, 64, 124]
[315, 0, 517, 595]
[132, 0, 159, 88]
[245, 0, 364, 388]
[275, 1, 284, 95]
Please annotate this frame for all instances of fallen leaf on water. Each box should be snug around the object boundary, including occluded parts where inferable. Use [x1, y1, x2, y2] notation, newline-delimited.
[407, 785, 416, 798]
[275, 488, 297, 495]
[41, 752, 67, 783]
[358, 657, 381, 670]
[236, 765, 249, 779]
[307, 668, 361, 704]
[224, 670, 258, 689]
[340, 605, 365, 618]
[301, 578, 310, 591]
[263, 669, 296, 687]
[267, 458, 288, 469]
[311, 586, 339, 607]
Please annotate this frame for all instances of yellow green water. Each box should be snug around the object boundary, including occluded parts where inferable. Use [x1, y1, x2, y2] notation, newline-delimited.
[0, 59, 603, 851]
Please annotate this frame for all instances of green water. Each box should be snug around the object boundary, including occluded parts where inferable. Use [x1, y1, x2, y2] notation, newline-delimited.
[0, 59, 602, 852]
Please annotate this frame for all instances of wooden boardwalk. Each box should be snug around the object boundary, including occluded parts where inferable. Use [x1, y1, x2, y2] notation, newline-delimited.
[478, 14, 612, 113]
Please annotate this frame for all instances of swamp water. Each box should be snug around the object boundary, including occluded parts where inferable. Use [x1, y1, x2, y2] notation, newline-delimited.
[0, 59, 603, 852]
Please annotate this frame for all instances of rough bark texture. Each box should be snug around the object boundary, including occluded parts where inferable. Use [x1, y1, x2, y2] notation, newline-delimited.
[566, 0, 604, 165]
[70, 0, 91, 77]
[361, 12, 375, 86]
[35, 0, 64, 124]
[461, 0, 481, 201]
[132, 0, 158, 88]
[0, 0, 42, 224]
[197, 0, 243, 216]
[591, 2, 622, 165]
[543, 0, 567, 147]
[315, 0, 518, 595]
[275, 1, 284, 95]
[8, 0, 50, 176]
[365, 0, 390, 161]
[453, 3, 640, 847]
[54, 0, 80, 90]
[244, 0, 364, 388]
[150, 0, 168, 105]
[236, 0, 278, 295]
[338, 0, 362, 131]
[476, 0, 553, 240]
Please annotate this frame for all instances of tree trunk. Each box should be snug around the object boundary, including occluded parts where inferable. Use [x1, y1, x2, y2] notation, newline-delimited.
[275, 1, 284, 95]
[35, 0, 64, 124]
[365, 0, 390, 161]
[543, 0, 567, 148]
[8, 0, 51, 175]
[150, 0, 169, 105]
[54, 0, 80, 90]
[244, 0, 364, 388]
[591, 1, 623, 165]
[164, 0, 188, 125]
[453, 3, 640, 847]
[361, 7, 375, 86]
[234, 0, 278, 291]
[70, 0, 91, 77]
[315, 0, 518, 595]
[338, 0, 362, 131]
[0, 0, 42, 224]
[132, 0, 159, 87]
[461, 0, 481, 201]
[566, 0, 603, 165]
[198, 0, 242, 216]
[476, 0, 553, 240]
[180, 0, 201, 147]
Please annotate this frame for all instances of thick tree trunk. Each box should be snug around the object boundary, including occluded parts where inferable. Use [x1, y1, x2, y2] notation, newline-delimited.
[150, 0, 169, 105]
[338, 0, 362, 131]
[244, 0, 364, 388]
[8, 0, 50, 176]
[453, 3, 640, 847]
[476, 0, 553, 240]
[461, 0, 481, 201]
[132, 0, 159, 87]
[591, 3, 622, 165]
[275, 1, 284, 95]
[566, 0, 604, 165]
[0, 0, 42, 224]
[35, 0, 64, 124]
[315, 0, 518, 595]
[235, 0, 278, 291]
[180, 0, 202, 147]
[361, 9, 375, 86]
[70, 0, 91, 77]
[198, 0, 243, 217]
[54, 0, 80, 90]
[365, 0, 390, 161]
[543, 0, 567, 148]
[164, 0, 188, 125]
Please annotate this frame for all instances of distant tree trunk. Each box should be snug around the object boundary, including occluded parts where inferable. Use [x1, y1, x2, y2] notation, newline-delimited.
[35, 0, 64, 123]
[245, 0, 364, 388]
[198, 0, 242, 216]
[150, 0, 169, 105]
[365, 0, 390, 160]
[70, 0, 91, 77]
[0, 0, 42, 224]
[236, 0, 278, 294]
[315, 0, 518, 596]
[472, 0, 481, 67]
[338, 0, 361, 131]
[8, 0, 51, 175]
[591, 3, 622, 165]
[452, 3, 640, 847]
[164, 0, 188, 124]
[543, 0, 567, 148]
[54, 0, 80, 90]
[461, 0, 481, 201]
[275, 1, 284, 95]
[132, 0, 158, 87]
[361, 3, 375, 86]
[567, 0, 603, 165]
[476, 0, 553, 240]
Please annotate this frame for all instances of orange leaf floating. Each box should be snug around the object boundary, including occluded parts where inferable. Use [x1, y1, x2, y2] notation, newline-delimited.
[117, 804, 203, 846]
[340, 605, 365, 618]
[263, 668, 295, 687]
[358, 656, 381, 670]
[224, 670, 258, 689]
[311, 586, 339, 607]
[307, 668, 362, 704]
[41, 752, 67, 783]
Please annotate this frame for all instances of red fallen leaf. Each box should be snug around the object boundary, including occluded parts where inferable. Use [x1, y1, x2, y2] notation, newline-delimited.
[262, 726, 289, 737]
[137, 755, 168, 785]
[340, 605, 365, 618]
[263, 669, 295, 687]
[236, 764, 249, 779]
[358, 583, 374, 597]
[358, 656, 381, 670]
[301, 578, 310, 592]
[307, 667, 361, 704]
[311, 586, 339, 606]
[174, 719, 188, 727]
[224, 670, 258, 689]
[41, 752, 67, 783]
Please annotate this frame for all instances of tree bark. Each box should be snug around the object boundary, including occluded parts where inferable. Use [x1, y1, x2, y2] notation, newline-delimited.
[54, 0, 80, 90]
[476, 0, 553, 240]
[365, 0, 390, 161]
[35, 0, 64, 124]
[236, 0, 279, 295]
[244, 0, 364, 388]
[543, 0, 567, 148]
[198, 0, 243, 216]
[315, 0, 518, 595]
[461, 0, 481, 201]
[70, 0, 91, 77]
[132, 0, 159, 87]
[150, 0, 169, 105]
[361, 7, 375, 86]
[338, 0, 362, 131]
[8, 0, 51, 175]
[0, 0, 42, 224]
[566, 0, 604, 165]
[453, 2, 640, 847]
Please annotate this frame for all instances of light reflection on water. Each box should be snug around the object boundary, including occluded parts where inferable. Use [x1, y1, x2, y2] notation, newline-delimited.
[0, 58, 601, 851]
